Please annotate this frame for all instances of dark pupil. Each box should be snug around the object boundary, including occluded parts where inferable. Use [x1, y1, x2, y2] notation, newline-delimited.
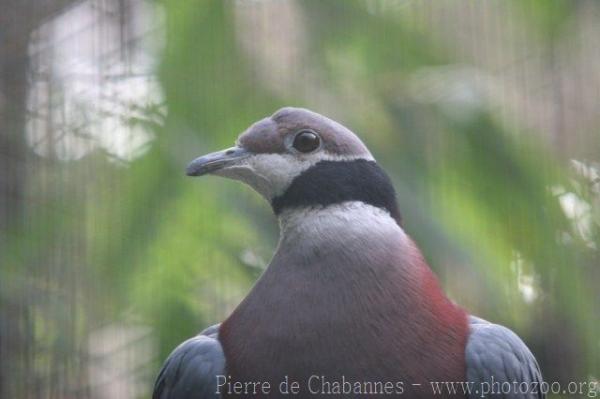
[293, 131, 320, 153]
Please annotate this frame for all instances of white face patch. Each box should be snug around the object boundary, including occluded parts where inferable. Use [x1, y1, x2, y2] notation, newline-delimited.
[214, 151, 374, 200]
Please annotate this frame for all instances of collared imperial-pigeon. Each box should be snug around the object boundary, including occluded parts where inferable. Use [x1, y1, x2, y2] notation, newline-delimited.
[153, 107, 544, 398]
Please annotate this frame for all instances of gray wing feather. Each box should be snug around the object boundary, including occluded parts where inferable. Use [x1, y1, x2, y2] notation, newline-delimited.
[466, 316, 544, 399]
[153, 324, 225, 399]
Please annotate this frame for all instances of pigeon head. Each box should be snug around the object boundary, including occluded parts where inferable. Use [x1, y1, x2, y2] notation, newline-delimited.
[187, 107, 401, 224]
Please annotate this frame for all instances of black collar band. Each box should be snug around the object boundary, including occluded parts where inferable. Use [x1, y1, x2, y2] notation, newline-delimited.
[271, 159, 402, 226]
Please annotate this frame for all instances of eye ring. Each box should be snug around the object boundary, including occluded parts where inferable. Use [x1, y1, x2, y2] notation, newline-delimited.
[291, 130, 321, 153]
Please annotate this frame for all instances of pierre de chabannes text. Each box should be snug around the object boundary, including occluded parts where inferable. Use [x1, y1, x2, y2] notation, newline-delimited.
[215, 375, 599, 397]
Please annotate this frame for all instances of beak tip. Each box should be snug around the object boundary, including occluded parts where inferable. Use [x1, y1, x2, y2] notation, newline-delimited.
[185, 146, 249, 178]
[185, 157, 204, 176]
[185, 164, 202, 177]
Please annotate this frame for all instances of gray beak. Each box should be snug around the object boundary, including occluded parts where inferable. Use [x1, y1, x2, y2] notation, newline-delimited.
[186, 146, 251, 176]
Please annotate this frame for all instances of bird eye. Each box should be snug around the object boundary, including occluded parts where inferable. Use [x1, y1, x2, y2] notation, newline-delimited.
[292, 130, 320, 153]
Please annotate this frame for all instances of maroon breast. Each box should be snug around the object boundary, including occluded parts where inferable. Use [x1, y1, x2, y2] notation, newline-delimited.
[219, 237, 468, 398]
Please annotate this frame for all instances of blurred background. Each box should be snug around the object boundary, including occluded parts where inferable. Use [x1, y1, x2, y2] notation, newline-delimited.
[0, 0, 599, 398]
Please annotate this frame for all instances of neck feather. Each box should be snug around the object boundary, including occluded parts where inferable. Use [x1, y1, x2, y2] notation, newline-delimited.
[271, 159, 402, 226]
[277, 202, 405, 262]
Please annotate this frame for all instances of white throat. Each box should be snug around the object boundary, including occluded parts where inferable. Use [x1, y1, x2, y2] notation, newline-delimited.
[277, 201, 406, 254]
